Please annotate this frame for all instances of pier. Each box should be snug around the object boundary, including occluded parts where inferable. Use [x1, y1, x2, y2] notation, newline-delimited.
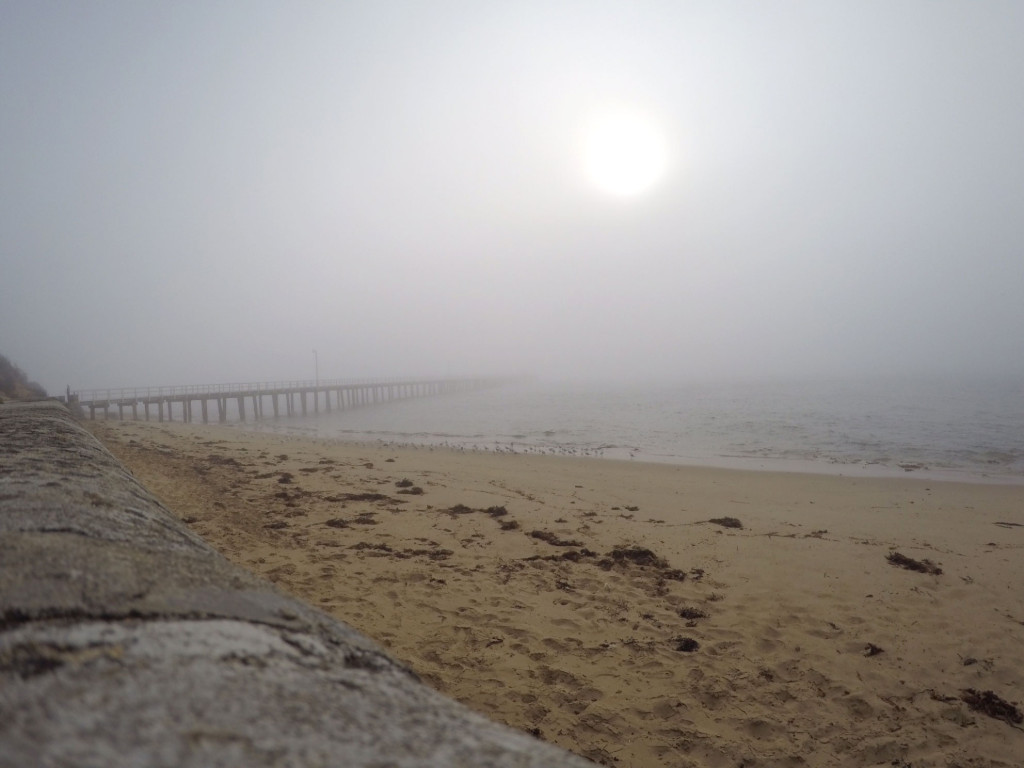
[70, 376, 504, 423]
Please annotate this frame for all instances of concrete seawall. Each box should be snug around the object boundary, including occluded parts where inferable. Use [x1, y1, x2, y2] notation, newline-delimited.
[0, 401, 598, 767]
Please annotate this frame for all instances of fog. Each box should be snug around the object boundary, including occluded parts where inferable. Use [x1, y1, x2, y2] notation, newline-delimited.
[3, 2, 1023, 395]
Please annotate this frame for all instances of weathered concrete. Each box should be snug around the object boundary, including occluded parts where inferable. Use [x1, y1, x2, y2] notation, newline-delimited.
[0, 401, 599, 768]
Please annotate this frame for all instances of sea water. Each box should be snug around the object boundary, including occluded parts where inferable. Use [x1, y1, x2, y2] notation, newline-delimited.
[241, 376, 1024, 483]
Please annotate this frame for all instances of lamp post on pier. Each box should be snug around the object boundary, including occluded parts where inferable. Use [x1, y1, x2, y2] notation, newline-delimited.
[313, 349, 319, 388]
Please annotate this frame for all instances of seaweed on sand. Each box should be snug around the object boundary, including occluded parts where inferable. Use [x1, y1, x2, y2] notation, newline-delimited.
[529, 530, 583, 547]
[608, 546, 668, 568]
[961, 689, 1023, 725]
[675, 637, 700, 652]
[708, 517, 743, 529]
[342, 492, 392, 503]
[598, 546, 688, 581]
[395, 479, 424, 494]
[886, 551, 943, 575]
[678, 607, 709, 621]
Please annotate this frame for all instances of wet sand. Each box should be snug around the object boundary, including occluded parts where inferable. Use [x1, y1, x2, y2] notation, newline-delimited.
[88, 419, 1024, 767]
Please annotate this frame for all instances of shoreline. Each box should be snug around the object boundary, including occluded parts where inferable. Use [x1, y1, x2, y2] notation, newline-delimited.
[88, 418, 1024, 767]
[227, 420, 1024, 487]
[223, 375, 1024, 486]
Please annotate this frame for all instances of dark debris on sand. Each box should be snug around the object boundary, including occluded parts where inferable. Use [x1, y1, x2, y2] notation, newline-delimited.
[708, 517, 743, 529]
[961, 688, 1023, 725]
[520, 543, 691, 585]
[341, 492, 394, 503]
[607, 545, 667, 568]
[675, 637, 700, 652]
[396, 479, 425, 495]
[887, 551, 943, 575]
[529, 530, 584, 547]
[523, 549, 599, 564]
[349, 541, 453, 561]
[599, 546, 688, 582]
[679, 607, 709, 621]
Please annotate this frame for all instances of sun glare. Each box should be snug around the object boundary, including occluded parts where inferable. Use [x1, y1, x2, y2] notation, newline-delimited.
[581, 108, 669, 197]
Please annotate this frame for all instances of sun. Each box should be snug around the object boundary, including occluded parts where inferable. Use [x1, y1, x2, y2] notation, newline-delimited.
[581, 107, 670, 197]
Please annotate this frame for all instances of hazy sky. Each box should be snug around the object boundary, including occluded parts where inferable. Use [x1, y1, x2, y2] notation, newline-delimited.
[3, 2, 1023, 394]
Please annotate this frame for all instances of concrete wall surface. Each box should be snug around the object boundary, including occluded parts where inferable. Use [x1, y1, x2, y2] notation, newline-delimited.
[0, 401, 599, 768]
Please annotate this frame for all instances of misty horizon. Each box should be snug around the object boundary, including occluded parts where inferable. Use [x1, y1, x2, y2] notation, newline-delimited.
[3, 3, 1023, 395]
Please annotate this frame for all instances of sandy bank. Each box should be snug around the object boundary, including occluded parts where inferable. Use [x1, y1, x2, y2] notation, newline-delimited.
[89, 419, 1024, 767]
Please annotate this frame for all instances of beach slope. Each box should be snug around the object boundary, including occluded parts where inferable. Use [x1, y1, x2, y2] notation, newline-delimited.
[90, 420, 1024, 767]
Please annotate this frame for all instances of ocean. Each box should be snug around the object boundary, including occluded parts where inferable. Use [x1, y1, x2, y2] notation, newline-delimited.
[240, 376, 1024, 483]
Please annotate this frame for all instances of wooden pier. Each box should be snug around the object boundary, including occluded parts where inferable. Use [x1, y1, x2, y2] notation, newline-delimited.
[70, 377, 504, 424]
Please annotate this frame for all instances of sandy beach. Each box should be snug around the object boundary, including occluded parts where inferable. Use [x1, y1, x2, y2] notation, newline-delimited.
[87, 419, 1024, 767]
